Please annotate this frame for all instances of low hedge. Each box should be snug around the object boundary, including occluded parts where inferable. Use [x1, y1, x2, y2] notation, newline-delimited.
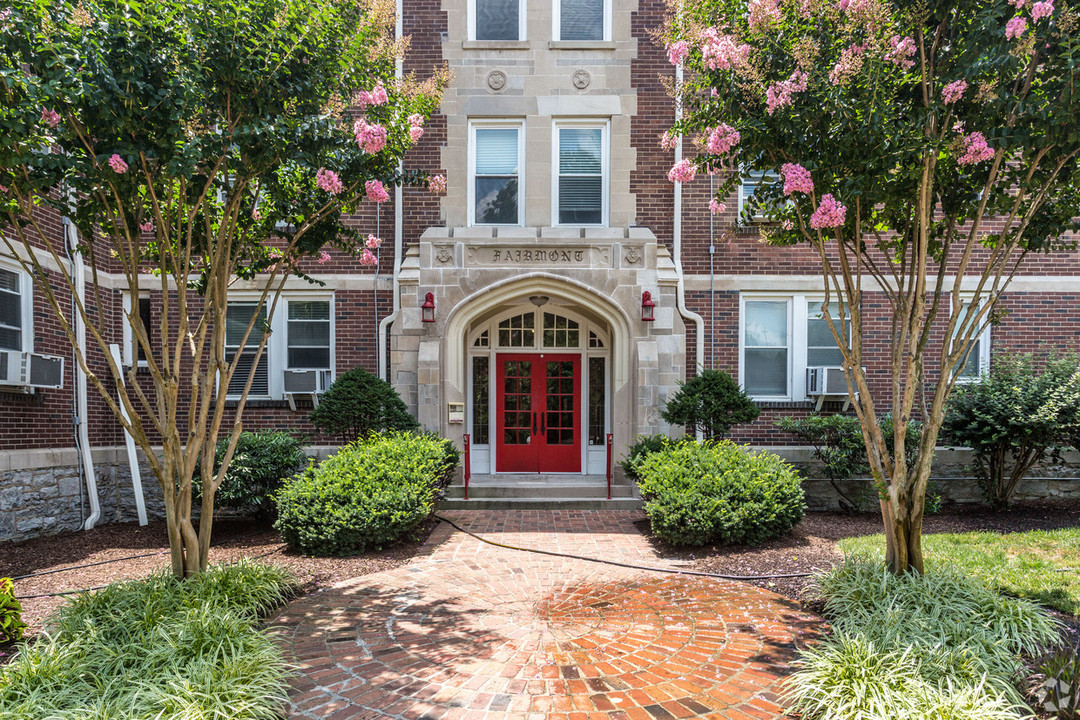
[195, 431, 307, 519]
[274, 431, 459, 556]
[635, 440, 806, 546]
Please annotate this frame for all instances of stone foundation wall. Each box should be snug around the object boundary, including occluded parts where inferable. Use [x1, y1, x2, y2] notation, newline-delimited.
[781, 447, 1080, 512]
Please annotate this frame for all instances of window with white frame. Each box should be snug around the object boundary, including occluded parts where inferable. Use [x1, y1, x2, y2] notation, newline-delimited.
[740, 294, 852, 400]
[737, 169, 779, 223]
[0, 265, 29, 353]
[470, 122, 523, 226]
[554, 122, 607, 226]
[472, 0, 524, 40]
[223, 297, 333, 399]
[952, 300, 991, 381]
[123, 293, 153, 366]
[556, 0, 607, 41]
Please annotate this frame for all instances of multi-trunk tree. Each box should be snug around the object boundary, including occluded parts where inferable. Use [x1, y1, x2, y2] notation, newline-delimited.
[665, 0, 1080, 572]
[0, 0, 445, 577]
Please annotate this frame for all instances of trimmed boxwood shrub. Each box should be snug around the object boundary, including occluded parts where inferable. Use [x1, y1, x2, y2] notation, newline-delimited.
[273, 431, 458, 556]
[635, 440, 806, 546]
[194, 431, 307, 519]
[620, 434, 689, 481]
[309, 367, 419, 443]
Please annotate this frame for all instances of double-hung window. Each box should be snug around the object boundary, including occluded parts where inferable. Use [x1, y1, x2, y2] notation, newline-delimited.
[470, 122, 523, 226]
[472, 0, 524, 40]
[740, 294, 852, 400]
[555, 0, 607, 41]
[0, 265, 29, 353]
[952, 299, 991, 381]
[737, 169, 779, 224]
[123, 293, 154, 367]
[222, 296, 335, 399]
[554, 122, 607, 226]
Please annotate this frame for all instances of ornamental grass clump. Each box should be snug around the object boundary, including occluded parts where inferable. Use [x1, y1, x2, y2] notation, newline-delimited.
[787, 557, 1060, 720]
[0, 561, 295, 720]
[634, 440, 805, 546]
[274, 431, 459, 555]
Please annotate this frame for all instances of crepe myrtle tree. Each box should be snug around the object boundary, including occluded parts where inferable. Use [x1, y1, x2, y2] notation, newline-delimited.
[0, 0, 447, 577]
[664, 0, 1080, 573]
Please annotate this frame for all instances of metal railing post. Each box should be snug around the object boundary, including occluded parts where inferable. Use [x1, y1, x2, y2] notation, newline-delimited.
[463, 433, 471, 501]
[605, 433, 613, 500]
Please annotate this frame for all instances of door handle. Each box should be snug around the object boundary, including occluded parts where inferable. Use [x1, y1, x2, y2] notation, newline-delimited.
[541, 412, 546, 435]
[532, 411, 537, 434]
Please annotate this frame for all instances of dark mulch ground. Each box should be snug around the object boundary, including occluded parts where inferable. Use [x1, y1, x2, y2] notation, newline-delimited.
[1, 516, 438, 640]
[677, 500, 1080, 604]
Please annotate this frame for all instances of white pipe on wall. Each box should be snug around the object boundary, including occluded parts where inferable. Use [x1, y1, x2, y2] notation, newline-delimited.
[65, 218, 101, 530]
[108, 343, 147, 526]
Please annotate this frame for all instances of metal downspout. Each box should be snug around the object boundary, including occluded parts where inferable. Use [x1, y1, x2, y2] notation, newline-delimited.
[377, 0, 406, 382]
[65, 218, 101, 530]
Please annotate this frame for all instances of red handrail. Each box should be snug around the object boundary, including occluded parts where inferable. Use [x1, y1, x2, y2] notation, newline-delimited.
[605, 433, 613, 500]
[463, 433, 471, 500]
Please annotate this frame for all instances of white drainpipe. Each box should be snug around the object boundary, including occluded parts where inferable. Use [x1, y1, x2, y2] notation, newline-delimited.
[65, 218, 101, 530]
[672, 62, 706, 375]
[377, 0, 406, 382]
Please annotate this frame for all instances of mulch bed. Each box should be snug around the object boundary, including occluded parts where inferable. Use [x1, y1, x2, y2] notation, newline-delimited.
[1, 515, 439, 642]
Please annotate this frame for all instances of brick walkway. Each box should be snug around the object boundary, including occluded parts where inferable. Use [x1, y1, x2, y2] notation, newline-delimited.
[273, 511, 820, 720]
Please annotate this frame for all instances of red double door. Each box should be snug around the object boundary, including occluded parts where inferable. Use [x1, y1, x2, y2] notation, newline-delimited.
[496, 353, 581, 473]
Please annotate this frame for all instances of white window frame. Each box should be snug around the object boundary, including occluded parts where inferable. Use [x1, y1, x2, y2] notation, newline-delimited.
[951, 297, 992, 383]
[552, 0, 610, 42]
[551, 119, 609, 227]
[468, 0, 526, 41]
[0, 259, 32, 354]
[223, 293, 335, 400]
[737, 169, 779, 224]
[468, 119, 526, 227]
[739, 293, 854, 401]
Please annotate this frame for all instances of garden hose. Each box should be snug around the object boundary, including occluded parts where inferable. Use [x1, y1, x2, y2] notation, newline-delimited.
[434, 514, 816, 581]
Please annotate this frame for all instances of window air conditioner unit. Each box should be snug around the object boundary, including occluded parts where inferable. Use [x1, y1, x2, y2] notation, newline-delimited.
[0, 351, 65, 390]
[806, 366, 852, 411]
[283, 369, 332, 410]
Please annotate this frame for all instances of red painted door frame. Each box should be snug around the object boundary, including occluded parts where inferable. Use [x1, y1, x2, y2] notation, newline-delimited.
[495, 353, 581, 473]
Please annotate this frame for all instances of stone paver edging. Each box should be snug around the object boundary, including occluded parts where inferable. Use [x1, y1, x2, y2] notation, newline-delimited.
[273, 511, 820, 719]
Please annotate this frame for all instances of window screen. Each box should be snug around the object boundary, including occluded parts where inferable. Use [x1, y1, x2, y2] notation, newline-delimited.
[558, 127, 603, 225]
[0, 268, 23, 352]
[225, 303, 268, 396]
[474, 127, 520, 224]
[743, 300, 788, 396]
[476, 0, 519, 40]
[560, 0, 603, 40]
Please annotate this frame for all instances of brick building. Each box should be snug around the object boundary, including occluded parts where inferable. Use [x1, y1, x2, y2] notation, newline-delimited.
[2, 0, 1079, 538]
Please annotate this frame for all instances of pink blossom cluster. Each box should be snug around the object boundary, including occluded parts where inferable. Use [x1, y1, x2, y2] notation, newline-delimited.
[829, 43, 866, 86]
[428, 174, 446, 194]
[705, 124, 740, 155]
[41, 108, 61, 128]
[700, 28, 751, 72]
[366, 234, 382, 250]
[709, 199, 726, 215]
[1032, 0, 1054, 21]
[139, 220, 154, 233]
[252, 208, 262, 221]
[747, 0, 782, 32]
[354, 119, 387, 154]
[658, 130, 679, 150]
[356, 83, 389, 109]
[408, 114, 425, 143]
[957, 131, 995, 165]
[765, 71, 808, 115]
[317, 251, 332, 264]
[1009, 0, 1027, 7]
[667, 40, 689, 67]
[107, 154, 128, 173]
[781, 163, 813, 195]
[365, 179, 390, 203]
[315, 167, 344, 195]
[885, 35, 916, 71]
[810, 194, 846, 229]
[359, 248, 379, 266]
[942, 79, 967, 104]
[1006, 16, 1027, 39]
[838, 0, 872, 12]
[667, 158, 697, 183]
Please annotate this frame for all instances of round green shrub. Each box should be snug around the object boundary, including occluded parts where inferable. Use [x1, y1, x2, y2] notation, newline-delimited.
[635, 440, 806, 546]
[660, 369, 760, 439]
[273, 431, 458, 556]
[195, 431, 306, 519]
[309, 367, 418, 443]
[620, 434, 686, 481]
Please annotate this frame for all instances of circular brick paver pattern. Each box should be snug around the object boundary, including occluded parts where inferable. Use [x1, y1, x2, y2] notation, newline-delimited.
[274, 511, 820, 720]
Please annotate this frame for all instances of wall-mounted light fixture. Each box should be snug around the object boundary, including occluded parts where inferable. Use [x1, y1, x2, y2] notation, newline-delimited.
[641, 291, 656, 322]
[421, 292, 436, 323]
[528, 295, 549, 307]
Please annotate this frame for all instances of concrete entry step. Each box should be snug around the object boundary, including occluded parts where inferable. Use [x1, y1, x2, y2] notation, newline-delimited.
[438, 497, 643, 510]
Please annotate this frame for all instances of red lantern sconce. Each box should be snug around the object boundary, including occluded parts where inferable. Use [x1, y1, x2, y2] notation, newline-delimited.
[421, 292, 436, 323]
[641, 291, 656, 322]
